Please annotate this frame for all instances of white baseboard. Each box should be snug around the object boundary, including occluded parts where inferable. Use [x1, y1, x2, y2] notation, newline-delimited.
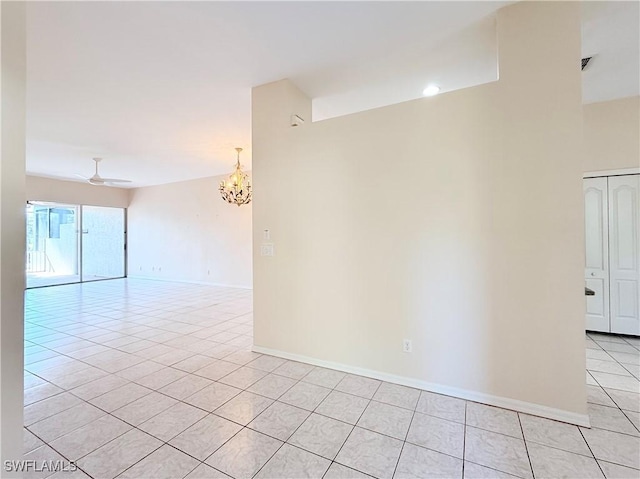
[252, 345, 591, 427]
[126, 274, 252, 290]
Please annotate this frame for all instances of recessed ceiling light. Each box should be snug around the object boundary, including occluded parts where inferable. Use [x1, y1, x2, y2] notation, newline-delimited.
[422, 85, 440, 97]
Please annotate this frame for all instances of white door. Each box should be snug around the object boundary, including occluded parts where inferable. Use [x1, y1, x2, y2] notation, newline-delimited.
[584, 177, 610, 332]
[609, 175, 640, 335]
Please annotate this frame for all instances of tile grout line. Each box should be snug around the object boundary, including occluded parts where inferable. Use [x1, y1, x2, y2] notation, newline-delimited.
[461, 400, 467, 477]
[249, 373, 383, 477]
[592, 382, 640, 437]
[24, 282, 254, 477]
[578, 427, 608, 478]
[322, 380, 380, 477]
[517, 412, 535, 479]
[25, 425, 96, 479]
[389, 394, 418, 479]
[34, 359, 634, 477]
[113, 363, 328, 476]
[23, 283, 640, 479]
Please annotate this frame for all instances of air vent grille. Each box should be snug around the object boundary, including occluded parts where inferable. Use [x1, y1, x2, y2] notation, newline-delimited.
[581, 57, 592, 71]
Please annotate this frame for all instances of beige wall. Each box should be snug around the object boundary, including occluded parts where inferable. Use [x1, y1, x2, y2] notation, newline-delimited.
[128, 175, 252, 288]
[252, 2, 587, 424]
[0, 1, 26, 468]
[26, 175, 130, 208]
[584, 96, 640, 173]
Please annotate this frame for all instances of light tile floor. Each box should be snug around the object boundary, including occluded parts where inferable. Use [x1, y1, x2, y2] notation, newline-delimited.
[22, 279, 640, 479]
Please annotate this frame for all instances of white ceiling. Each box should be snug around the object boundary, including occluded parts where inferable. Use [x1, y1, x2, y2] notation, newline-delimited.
[25, 1, 638, 188]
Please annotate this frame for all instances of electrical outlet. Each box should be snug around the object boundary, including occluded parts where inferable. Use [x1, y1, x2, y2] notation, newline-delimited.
[403, 339, 412, 353]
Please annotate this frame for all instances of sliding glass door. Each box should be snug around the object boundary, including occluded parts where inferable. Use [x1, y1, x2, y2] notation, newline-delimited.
[81, 206, 126, 281]
[26, 202, 126, 288]
[26, 203, 80, 288]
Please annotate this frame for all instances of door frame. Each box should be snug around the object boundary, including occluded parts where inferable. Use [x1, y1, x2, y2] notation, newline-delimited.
[584, 167, 640, 179]
[584, 177, 610, 332]
[25, 201, 127, 288]
[582, 170, 640, 336]
[607, 174, 640, 336]
[26, 201, 82, 288]
[80, 204, 127, 283]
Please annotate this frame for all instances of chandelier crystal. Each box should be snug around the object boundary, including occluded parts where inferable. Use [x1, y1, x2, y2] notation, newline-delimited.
[219, 147, 252, 206]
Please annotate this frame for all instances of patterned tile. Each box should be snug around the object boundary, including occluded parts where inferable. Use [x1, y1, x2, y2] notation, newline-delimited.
[415, 391, 466, 423]
[335, 427, 403, 479]
[407, 411, 464, 458]
[464, 427, 532, 479]
[373, 382, 420, 410]
[289, 413, 353, 460]
[335, 375, 381, 399]
[357, 400, 413, 440]
[255, 444, 330, 479]
[527, 442, 604, 479]
[279, 381, 331, 411]
[395, 443, 463, 479]
[214, 391, 273, 425]
[206, 428, 282, 478]
[77, 429, 162, 479]
[22, 281, 640, 479]
[247, 373, 297, 400]
[316, 390, 370, 425]
[138, 402, 208, 442]
[169, 414, 242, 460]
[248, 401, 310, 441]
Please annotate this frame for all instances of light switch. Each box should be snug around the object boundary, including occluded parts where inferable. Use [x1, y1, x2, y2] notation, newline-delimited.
[261, 243, 275, 256]
[263, 229, 270, 240]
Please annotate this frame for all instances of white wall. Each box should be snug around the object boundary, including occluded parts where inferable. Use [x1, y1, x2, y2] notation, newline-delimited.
[0, 1, 26, 468]
[584, 96, 640, 173]
[26, 175, 130, 208]
[128, 175, 252, 288]
[252, 2, 587, 425]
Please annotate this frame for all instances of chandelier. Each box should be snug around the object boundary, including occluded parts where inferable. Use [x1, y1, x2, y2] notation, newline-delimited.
[219, 147, 252, 206]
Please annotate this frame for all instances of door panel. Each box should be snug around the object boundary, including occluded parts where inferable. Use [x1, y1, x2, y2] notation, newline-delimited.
[609, 175, 640, 335]
[25, 203, 81, 288]
[584, 177, 610, 332]
[81, 206, 126, 281]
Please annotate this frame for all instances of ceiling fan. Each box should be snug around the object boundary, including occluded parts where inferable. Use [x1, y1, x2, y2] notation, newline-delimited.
[77, 158, 131, 186]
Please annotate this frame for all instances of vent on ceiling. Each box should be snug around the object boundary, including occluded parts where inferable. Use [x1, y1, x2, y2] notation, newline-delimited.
[581, 57, 592, 71]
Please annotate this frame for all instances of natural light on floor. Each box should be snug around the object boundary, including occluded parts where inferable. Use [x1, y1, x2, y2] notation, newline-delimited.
[23, 279, 640, 478]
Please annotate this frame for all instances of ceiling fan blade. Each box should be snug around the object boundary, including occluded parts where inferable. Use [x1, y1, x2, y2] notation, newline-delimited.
[100, 178, 132, 183]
